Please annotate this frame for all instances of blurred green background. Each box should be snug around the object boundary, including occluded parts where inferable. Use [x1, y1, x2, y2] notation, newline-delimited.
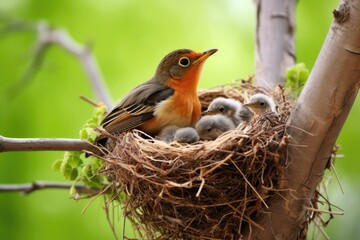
[0, 0, 359, 239]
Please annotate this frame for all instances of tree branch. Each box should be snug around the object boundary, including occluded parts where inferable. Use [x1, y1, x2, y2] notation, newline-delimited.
[0, 181, 101, 195]
[4, 20, 113, 109]
[39, 22, 113, 109]
[247, 1, 360, 239]
[255, 0, 296, 90]
[0, 136, 100, 154]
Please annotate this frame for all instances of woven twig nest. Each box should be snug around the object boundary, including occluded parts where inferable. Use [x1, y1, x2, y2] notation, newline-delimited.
[102, 81, 292, 239]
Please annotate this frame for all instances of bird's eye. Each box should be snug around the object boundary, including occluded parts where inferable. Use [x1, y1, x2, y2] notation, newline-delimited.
[178, 57, 190, 67]
[219, 107, 225, 112]
[207, 127, 212, 132]
[259, 101, 266, 107]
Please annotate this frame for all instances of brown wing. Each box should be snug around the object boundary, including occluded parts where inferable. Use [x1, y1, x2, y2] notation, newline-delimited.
[100, 81, 174, 134]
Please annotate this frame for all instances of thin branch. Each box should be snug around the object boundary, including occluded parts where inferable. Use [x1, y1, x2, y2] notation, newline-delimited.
[0, 135, 100, 154]
[45, 23, 113, 109]
[4, 20, 113, 109]
[0, 181, 101, 195]
[304, 207, 343, 216]
[80, 95, 105, 108]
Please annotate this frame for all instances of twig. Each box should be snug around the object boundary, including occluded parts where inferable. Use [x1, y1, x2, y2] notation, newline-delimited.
[4, 20, 113, 109]
[82, 184, 113, 214]
[330, 162, 344, 195]
[305, 207, 343, 216]
[0, 135, 100, 154]
[122, 201, 129, 240]
[80, 95, 104, 108]
[0, 181, 101, 195]
[103, 195, 120, 240]
[313, 219, 330, 240]
[230, 159, 269, 209]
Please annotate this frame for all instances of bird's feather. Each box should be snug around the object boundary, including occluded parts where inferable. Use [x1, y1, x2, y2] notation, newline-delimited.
[101, 81, 174, 134]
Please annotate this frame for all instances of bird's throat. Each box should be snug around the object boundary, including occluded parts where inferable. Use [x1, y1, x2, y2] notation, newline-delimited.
[167, 64, 203, 95]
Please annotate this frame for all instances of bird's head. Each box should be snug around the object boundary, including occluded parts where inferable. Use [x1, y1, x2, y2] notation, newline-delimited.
[155, 49, 218, 92]
[195, 115, 235, 140]
[206, 97, 242, 117]
[243, 93, 276, 114]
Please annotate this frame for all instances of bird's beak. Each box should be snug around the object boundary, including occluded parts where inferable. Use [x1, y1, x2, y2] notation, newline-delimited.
[202, 110, 218, 116]
[243, 103, 257, 108]
[193, 49, 218, 64]
[243, 103, 259, 113]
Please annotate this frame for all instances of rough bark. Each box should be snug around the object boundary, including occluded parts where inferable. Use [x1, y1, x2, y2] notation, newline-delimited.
[255, 0, 296, 90]
[247, 1, 360, 239]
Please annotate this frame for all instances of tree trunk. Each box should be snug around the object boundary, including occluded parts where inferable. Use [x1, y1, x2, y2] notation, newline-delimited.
[255, 0, 296, 91]
[246, 1, 360, 239]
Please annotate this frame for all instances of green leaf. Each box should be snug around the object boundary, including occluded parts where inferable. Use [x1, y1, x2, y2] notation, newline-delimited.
[285, 63, 310, 95]
[82, 165, 93, 178]
[69, 168, 78, 181]
[94, 105, 107, 117]
[65, 151, 82, 167]
[79, 127, 96, 141]
[79, 128, 89, 139]
[52, 159, 63, 172]
[62, 151, 71, 163]
[81, 176, 103, 188]
[60, 162, 72, 180]
[54, 105, 108, 194]
[91, 157, 104, 174]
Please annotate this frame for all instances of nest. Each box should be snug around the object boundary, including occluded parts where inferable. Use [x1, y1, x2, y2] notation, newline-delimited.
[102, 80, 292, 239]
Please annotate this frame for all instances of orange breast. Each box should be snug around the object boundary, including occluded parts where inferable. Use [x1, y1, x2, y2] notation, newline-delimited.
[139, 92, 201, 135]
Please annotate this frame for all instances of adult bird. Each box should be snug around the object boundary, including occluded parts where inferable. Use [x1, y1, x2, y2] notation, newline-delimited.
[96, 48, 217, 145]
[243, 93, 276, 114]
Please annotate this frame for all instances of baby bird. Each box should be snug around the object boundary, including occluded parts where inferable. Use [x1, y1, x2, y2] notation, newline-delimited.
[158, 125, 179, 143]
[206, 97, 254, 126]
[173, 127, 200, 143]
[195, 115, 236, 140]
[207, 97, 254, 125]
[244, 93, 276, 114]
[206, 97, 242, 125]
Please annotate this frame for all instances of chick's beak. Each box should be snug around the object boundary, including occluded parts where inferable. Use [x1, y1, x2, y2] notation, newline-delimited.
[193, 49, 218, 64]
[202, 110, 218, 116]
[243, 103, 257, 108]
[243, 103, 260, 114]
